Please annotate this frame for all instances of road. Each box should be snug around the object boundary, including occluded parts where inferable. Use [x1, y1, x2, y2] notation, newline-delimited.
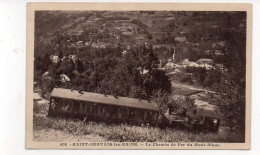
[171, 81, 216, 94]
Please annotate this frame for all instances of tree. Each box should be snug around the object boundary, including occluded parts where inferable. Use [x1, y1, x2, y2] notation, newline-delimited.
[147, 34, 153, 41]
[203, 69, 222, 87]
[142, 69, 171, 98]
[126, 45, 172, 99]
[72, 73, 91, 91]
[214, 12, 246, 134]
[40, 77, 59, 98]
[58, 59, 74, 78]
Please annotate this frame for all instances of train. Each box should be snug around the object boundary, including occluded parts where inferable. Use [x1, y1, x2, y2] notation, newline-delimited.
[47, 88, 221, 132]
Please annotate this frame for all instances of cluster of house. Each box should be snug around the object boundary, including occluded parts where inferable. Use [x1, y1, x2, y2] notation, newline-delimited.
[174, 36, 188, 43]
[68, 40, 115, 49]
[42, 71, 71, 83]
[163, 54, 226, 76]
[204, 41, 226, 56]
[85, 41, 113, 48]
[161, 49, 223, 75]
[44, 54, 81, 83]
[160, 39, 227, 74]
[121, 44, 136, 57]
[114, 25, 136, 36]
[165, 57, 214, 70]
[50, 54, 79, 64]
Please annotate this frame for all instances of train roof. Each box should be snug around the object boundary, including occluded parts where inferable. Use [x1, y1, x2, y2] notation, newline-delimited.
[51, 88, 159, 111]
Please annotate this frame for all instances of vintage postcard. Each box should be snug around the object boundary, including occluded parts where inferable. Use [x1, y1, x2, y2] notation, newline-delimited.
[26, 2, 252, 149]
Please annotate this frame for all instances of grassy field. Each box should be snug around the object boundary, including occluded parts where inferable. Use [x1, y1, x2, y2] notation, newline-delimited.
[33, 115, 244, 143]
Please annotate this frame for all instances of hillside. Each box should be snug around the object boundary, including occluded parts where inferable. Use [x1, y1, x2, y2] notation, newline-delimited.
[35, 11, 246, 63]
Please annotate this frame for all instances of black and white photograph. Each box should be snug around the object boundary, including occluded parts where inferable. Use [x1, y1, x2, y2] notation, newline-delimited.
[25, 2, 252, 149]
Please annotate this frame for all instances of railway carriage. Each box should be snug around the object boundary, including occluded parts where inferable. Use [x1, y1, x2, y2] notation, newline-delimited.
[47, 88, 220, 132]
[48, 88, 160, 126]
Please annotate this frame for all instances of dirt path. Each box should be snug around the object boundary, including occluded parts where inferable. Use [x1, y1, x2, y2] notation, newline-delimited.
[33, 128, 109, 142]
[33, 92, 49, 104]
[171, 81, 216, 94]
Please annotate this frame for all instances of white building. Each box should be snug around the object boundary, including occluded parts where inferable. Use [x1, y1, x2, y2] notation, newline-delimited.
[137, 67, 148, 75]
[180, 58, 213, 69]
[122, 50, 128, 57]
[182, 59, 190, 66]
[68, 55, 78, 64]
[61, 56, 67, 61]
[204, 50, 211, 55]
[196, 58, 213, 69]
[174, 36, 187, 43]
[50, 55, 60, 63]
[215, 50, 224, 56]
[165, 62, 181, 69]
[172, 48, 176, 60]
[197, 58, 213, 66]
[60, 74, 71, 83]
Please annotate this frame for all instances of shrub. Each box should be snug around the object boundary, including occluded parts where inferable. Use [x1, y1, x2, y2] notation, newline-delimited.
[33, 115, 244, 143]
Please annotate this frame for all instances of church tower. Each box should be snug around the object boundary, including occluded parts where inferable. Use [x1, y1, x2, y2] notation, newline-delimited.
[172, 48, 176, 60]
